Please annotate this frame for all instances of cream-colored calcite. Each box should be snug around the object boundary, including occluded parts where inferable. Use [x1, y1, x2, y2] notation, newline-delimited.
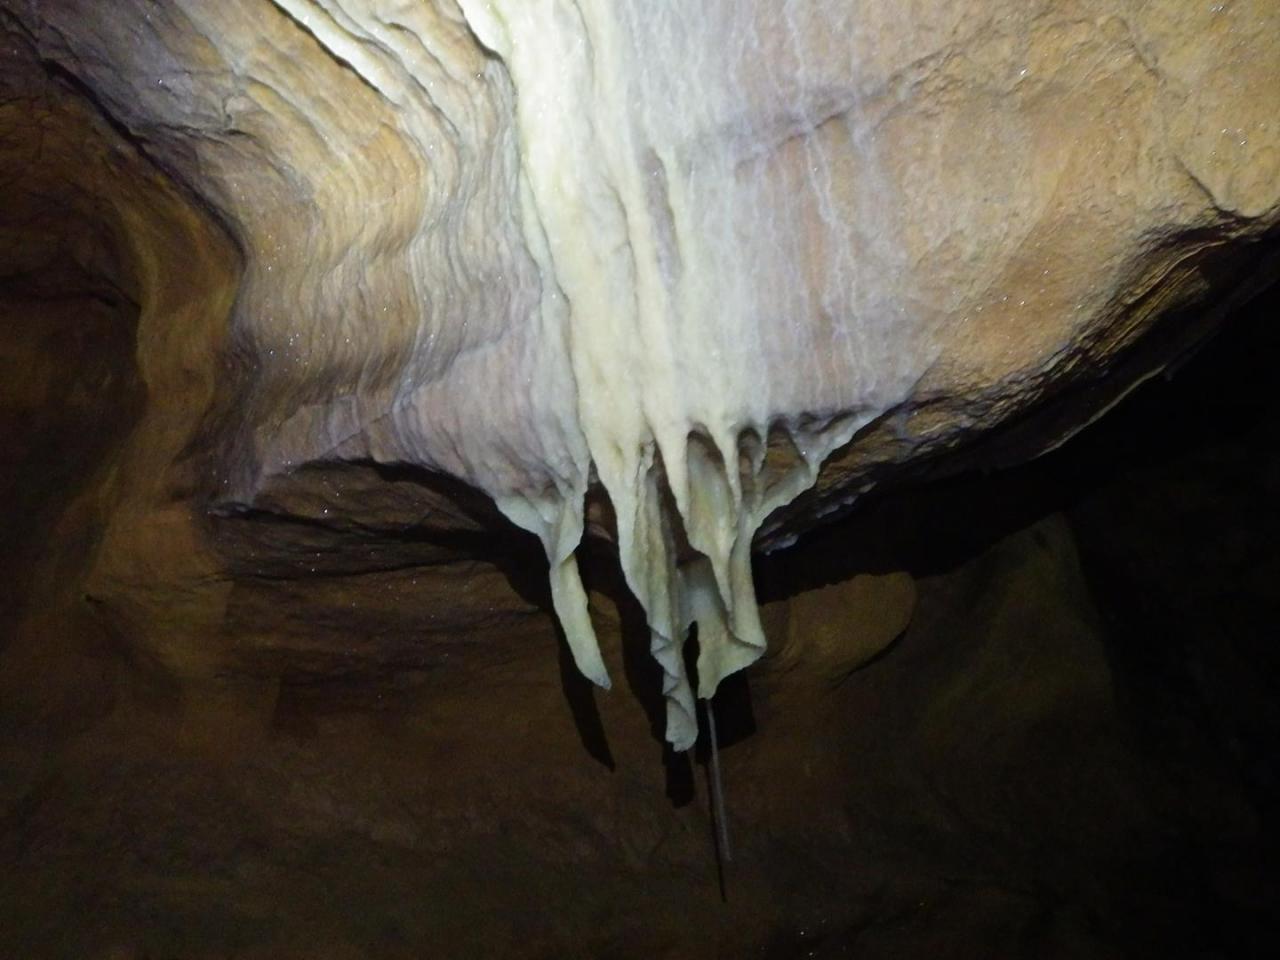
[457, 0, 935, 746]
[7, 0, 1277, 748]
[456, 0, 1280, 747]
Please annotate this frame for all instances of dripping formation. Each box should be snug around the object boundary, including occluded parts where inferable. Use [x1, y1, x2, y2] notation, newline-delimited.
[460, 0, 915, 749]
[533, 418, 865, 752]
[21, 0, 1261, 757]
[3, 0, 1280, 950]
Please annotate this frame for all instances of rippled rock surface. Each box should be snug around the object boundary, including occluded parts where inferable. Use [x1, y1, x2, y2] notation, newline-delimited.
[1, 4, 1279, 954]
[4, 0, 1278, 741]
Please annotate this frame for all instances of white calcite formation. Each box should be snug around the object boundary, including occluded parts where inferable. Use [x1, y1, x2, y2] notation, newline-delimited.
[7, 0, 1278, 749]
[458, 0, 932, 747]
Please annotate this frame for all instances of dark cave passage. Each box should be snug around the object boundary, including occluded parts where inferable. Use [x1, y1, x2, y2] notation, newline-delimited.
[0, 54, 148, 641]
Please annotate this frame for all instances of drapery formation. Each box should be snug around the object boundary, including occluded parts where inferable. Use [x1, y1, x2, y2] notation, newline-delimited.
[5, 0, 1276, 748]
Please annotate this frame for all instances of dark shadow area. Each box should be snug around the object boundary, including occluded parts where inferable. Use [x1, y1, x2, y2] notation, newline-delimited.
[0, 255, 145, 647]
[50, 212, 1268, 955]
[0, 35, 149, 641]
[211, 459, 703, 790]
[686, 628, 752, 903]
[700, 671, 757, 752]
[747, 277, 1280, 957]
[575, 536, 699, 805]
[756, 275, 1280, 593]
[209, 459, 550, 587]
[555, 622, 615, 770]
[758, 232, 1280, 586]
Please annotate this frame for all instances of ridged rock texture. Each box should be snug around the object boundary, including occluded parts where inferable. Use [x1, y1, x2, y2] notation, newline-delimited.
[4, 0, 1277, 749]
[2, 2, 1279, 954]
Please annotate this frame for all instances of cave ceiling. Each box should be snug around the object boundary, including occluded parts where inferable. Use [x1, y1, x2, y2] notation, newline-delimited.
[1, 0, 1277, 747]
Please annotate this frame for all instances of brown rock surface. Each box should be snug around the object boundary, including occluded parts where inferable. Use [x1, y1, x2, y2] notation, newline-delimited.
[1, 1, 1279, 955]
[2, 0, 1278, 706]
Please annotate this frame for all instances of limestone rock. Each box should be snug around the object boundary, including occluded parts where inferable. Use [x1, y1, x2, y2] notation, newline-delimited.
[1, 1, 1277, 746]
[765, 572, 917, 684]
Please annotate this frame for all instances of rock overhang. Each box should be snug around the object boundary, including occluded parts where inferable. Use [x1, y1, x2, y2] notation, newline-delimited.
[2, 0, 1278, 748]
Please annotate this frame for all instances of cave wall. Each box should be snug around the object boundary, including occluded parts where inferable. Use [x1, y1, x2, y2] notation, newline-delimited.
[1, 3, 1279, 956]
[2, 1, 1277, 744]
[3, 288, 1279, 957]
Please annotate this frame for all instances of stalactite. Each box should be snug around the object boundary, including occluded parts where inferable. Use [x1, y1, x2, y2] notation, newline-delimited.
[461, 0, 922, 747]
